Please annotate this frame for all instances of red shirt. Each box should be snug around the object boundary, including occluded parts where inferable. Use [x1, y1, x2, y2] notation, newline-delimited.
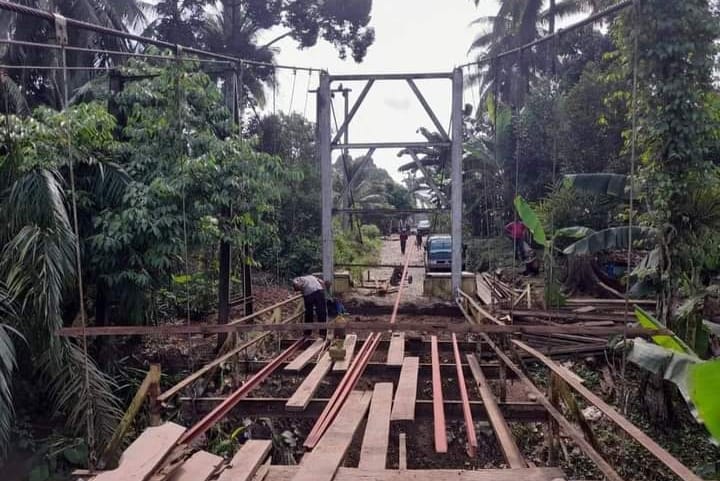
[505, 221, 526, 240]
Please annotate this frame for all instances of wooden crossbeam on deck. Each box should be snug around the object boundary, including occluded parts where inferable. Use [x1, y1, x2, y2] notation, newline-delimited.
[285, 338, 325, 372]
[259, 466, 567, 481]
[292, 391, 373, 481]
[286, 353, 333, 411]
[390, 357, 419, 421]
[358, 383, 393, 470]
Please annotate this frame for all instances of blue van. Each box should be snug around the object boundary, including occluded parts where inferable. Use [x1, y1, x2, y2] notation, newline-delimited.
[424, 234, 467, 272]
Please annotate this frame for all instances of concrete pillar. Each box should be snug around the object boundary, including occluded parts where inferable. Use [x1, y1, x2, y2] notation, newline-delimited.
[318, 72, 334, 285]
[451, 68, 463, 294]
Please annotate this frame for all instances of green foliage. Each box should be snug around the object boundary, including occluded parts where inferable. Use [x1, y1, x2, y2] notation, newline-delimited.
[689, 359, 720, 442]
[635, 307, 694, 354]
[334, 223, 382, 281]
[513, 195, 547, 246]
[563, 173, 629, 199]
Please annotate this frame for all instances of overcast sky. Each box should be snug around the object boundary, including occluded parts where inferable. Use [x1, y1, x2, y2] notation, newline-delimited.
[258, 0, 499, 182]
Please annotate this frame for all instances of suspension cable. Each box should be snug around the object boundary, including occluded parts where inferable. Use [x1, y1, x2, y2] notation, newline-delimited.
[621, 0, 640, 402]
[0, 0, 321, 73]
[302, 70, 313, 118]
[57, 17, 96, 465]
[288, 69, 297, 113]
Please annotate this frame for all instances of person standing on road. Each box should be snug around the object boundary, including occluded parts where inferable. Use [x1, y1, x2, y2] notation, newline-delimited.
[399, 228, 409, 255]
[292, 275, 327, 336]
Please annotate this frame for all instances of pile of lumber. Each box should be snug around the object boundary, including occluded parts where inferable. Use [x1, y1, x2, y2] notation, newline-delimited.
[476, 273, 517, 305]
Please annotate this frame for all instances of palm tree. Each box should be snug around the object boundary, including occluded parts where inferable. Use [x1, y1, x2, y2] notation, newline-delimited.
[0, 0, 150, 109]
[0, 104, 123, 461]
[468, 0, 602, 106]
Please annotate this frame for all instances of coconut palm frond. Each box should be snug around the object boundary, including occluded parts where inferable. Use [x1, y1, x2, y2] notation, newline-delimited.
[0, 286, 22, 459]
[39, 341, 123, 452]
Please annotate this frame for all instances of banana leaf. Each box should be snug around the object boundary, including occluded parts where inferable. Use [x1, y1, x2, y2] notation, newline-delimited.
[635, 306, 695, 354]
[562, 226, 654, 256]
[514, 195, 547, 246]
[689, 359, 720, 442]
[563, 173, 629, 199]
[553, 226, 595, 240]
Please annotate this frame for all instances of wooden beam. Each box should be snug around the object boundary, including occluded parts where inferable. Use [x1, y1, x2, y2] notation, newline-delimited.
[100, 364, 161, 469]
[512, 339, 704, 481]
[264, 466, 567, 481]
[390, 357, 419, 421]
[169, 451, 222, 481]
[430, 336, 447, 453]
[93, 423, 186, 481]
[466, 354, 525, 468]
[59, 320, 670, 338]
[483, 335, 623, 481]
[292, 391, 373, 481]
[157, 326, 291, 403]
[386, 332, 405, 366]
[217, 440, 272, 481]
[452, 334, 477, 457]
[359, 383, 393, 470]
[333, 334, 357, 371]
[286, 353, 333, 411]
[285, 338, 325, 372]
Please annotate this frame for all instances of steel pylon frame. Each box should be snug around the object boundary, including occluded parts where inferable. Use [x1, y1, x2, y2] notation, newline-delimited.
[316, 70, 464, 293]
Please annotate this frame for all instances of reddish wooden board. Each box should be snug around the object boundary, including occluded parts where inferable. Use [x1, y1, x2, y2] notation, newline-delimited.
[217, 439, 272, 481]
[389, 357, 419, 421]
[292, 391, 372, 481]
[358, 383, 393, 470]
[286, 353, 333, 411]
[93, 423, 186, 481]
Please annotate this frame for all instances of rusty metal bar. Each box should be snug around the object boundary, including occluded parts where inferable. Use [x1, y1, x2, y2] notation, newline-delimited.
[176, 339, 304, 445]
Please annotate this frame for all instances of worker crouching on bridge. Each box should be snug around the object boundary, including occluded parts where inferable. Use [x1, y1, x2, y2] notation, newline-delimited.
[292, 275, 327, 337]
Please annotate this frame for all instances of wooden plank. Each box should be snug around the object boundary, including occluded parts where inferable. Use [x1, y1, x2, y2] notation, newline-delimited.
[512, 339, 703, 481]
[169, 451, 222, 481]
[398, 433, 407, 470]
[292, 391, 372, 481]
[358, 383, 393, 470]
[93, 423, 186, 481]
[265, 466, 567, 481]
[285, 338, 325, 372]
[386, 332, 405, 366]
[480, 335, 623, 481]
[390, 357, 419, 421]
[430, 336, 447, 453]
[475, 275, 493, 305]
[452, 334, 477, 457]
[286, 353, 333, 411]
[217, 440, 273, 481]
[467, 354, 525, 468]
[333, 334, 358, 371]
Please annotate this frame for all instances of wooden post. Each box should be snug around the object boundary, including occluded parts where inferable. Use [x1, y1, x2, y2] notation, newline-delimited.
[148, 364, 162, 427]
[99, 364, 161, 469]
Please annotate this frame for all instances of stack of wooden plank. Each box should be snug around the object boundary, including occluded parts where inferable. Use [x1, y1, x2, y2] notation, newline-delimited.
[476, 273, 516, 305]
